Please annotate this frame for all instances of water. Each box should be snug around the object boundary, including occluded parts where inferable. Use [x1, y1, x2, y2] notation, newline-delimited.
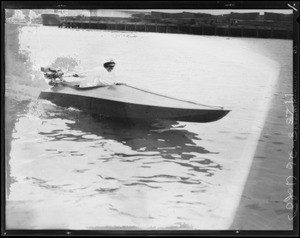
[5, 24, 293, 229]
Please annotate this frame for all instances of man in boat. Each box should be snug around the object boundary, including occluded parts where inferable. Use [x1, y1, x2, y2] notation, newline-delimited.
[71, 59, 124, 88]
[42, 59, 124, 88]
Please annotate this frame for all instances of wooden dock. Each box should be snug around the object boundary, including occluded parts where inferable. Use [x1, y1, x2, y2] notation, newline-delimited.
[58, 20, 292, 40]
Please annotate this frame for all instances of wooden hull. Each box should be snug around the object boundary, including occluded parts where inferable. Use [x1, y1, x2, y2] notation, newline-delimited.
[38, 85, 230, 123]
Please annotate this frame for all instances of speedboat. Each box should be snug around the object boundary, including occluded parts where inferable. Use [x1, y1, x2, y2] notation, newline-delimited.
[39, 83, 230, 123]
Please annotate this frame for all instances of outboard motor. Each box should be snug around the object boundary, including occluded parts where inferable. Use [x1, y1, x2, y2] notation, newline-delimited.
[41, 67, 64, 86]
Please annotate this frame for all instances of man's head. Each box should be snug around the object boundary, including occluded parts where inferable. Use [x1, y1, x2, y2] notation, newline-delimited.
[103, 60, 116, 72]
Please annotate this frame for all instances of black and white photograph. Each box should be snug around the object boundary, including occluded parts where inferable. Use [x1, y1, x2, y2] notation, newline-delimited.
[2, 1, 298, 235]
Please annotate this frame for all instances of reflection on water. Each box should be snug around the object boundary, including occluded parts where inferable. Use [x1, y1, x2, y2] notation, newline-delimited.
[7, 102, 223, 229]
[39, 103, 222, 179]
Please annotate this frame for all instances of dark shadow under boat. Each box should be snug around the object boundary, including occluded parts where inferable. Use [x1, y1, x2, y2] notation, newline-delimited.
[38, 107, 223, 177]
